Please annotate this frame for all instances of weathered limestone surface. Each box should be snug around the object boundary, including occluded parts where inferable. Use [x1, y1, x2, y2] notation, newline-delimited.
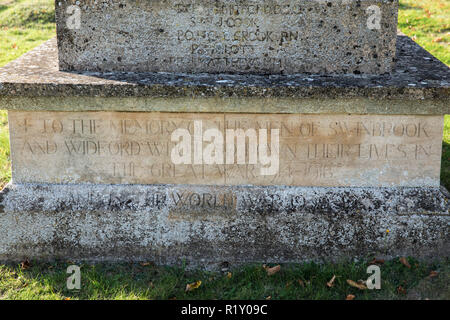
[8, 111, 443, 187]
[0, 183, 448, 267]
[55, 0, 399, 74]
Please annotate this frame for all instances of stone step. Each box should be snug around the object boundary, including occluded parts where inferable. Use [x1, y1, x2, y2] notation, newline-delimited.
[0, 183, 448, 267]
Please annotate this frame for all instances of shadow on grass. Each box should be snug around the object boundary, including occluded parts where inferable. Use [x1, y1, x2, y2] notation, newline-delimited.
[442, 141, 450, 191]
[399, 3, 422, 11]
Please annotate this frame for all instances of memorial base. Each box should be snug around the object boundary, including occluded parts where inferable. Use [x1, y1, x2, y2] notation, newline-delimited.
[0, 35, 449, 268]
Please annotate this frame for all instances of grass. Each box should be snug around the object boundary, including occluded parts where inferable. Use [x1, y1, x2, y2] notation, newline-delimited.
[398, 0, 449, 65]
[0, 258, 448, 300]
[0, 0, 55, 67]
[0, 0, 449, 300]
[0, 110, 9, 188]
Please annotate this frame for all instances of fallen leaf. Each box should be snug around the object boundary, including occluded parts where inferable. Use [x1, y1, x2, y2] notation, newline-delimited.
[428, 271, 439, 278]
[140, 262, 154, 267]
[265, 296, 271, 300]
[399, 257, 411, 269]
[347, 279, 367, 290]
[64, 297, 71, 300]
[227, 272, 232, 279]
[20, 259, 31, 270]
[397, 286, 407, 295]
[346, 294, 356, 300]
[185, 280, 202, 292]
[265, 265, 281, 276]
[327, 275, 336, 288]
[369, 258, 385, 265]
[297, 279, 305, 287]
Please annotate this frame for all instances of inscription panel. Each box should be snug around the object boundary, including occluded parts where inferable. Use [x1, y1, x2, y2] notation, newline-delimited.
[56, 0, 398, 74]
[8, 111, 443, 187]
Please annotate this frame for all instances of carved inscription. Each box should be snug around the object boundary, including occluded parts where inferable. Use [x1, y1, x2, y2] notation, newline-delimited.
[8, 112, 443, 187]
[57, 0, 399, 74]
[170, 1, 313, 72]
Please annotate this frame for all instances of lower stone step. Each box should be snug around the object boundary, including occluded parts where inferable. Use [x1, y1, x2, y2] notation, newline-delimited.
[1, 183, 448, 269]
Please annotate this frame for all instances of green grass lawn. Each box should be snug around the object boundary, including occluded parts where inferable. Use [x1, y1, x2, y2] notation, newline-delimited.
[0, 0, 55, 67]
[0, 0, 449, 300]
[399, 0, 449, 65]
[0, 258, 448, 300]
[0, 110, 9, 188]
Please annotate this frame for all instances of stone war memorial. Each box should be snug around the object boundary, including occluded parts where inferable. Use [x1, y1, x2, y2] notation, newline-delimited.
[0, 0, 449, 269]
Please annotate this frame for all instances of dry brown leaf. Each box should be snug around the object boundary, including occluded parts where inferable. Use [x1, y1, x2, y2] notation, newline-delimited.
[265, 296, 272, 300]
[397, 286, 407, 295]
[399, 257, 411, 269]
[428, 271, 439, 278]
[369, 258, 385, 265]
[185, 280, 202, 292]
[346, 294, 355, 300]
[297, 279, 305, 287]
[327, 275, 336, 288]
[227, 272, 232, 279]
[347, 279, 367, 290]
[140, 262, 154, 267]
[20, 259, 31, 270]
[265, 265, 281, 276]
